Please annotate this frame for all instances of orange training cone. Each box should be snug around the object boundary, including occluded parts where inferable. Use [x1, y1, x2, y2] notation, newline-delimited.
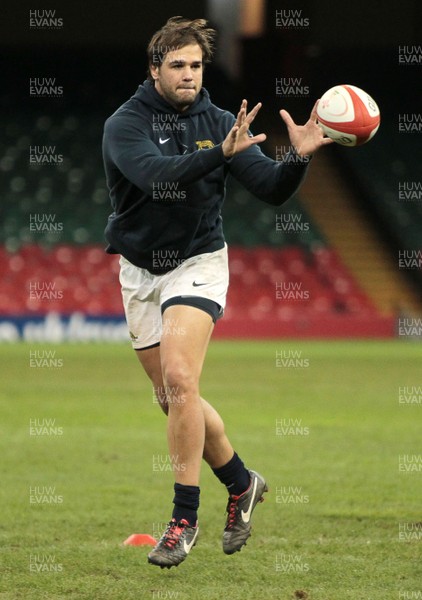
[123, 533, 157, 546]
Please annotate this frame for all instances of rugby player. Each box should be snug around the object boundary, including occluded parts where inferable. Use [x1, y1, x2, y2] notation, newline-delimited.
[102, 16, 332, 568]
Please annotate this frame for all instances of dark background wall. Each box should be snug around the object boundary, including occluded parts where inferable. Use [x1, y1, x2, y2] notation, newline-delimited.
[1, 0, 420, 116]
[3, 0, 420, 47]
[4, 0, 206, 46]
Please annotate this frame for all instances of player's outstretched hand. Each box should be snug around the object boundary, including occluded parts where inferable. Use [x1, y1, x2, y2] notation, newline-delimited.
[222, 99, 267, 158]
[279, 100, 334, 157]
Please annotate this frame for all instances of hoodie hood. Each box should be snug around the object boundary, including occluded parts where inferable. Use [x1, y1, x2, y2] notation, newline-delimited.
[133, 79, 211, 116]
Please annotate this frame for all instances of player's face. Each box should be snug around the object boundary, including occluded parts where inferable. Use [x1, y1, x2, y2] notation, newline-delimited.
[151, 44, 203, 112]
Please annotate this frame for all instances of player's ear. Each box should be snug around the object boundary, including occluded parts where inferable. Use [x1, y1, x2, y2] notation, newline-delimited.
[150, 64, 159, 81]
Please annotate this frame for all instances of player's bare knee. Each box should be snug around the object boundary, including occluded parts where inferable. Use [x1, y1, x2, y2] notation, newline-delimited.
[161, 362, 199, 401]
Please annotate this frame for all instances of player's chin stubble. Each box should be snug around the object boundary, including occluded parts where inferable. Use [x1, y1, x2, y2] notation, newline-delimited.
[156, 79, 198, 110]
[170, 89, 197, 110]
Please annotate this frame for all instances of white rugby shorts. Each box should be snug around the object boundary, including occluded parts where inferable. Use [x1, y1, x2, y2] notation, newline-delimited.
[119, 244, 229, 349]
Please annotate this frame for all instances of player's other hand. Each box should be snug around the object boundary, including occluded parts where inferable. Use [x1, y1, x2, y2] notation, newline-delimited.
[279, 100, 334, 157]
[222, 99, 266, 158]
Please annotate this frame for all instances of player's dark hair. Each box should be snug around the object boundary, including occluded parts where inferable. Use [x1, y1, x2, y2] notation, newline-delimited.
[147, 16, 216, 80]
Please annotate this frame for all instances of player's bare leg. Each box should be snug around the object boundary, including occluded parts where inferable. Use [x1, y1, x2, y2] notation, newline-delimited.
[145, 304, 214, 567]
[137, 306, 267, 564]
[136, 346, 234, 468]
[159, 304, 213, 486]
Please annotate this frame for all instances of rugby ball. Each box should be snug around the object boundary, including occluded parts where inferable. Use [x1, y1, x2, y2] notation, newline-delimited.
[317, 85, 380, 146]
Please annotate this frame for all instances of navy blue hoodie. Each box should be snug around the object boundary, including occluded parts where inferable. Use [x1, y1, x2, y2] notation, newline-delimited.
[102, 80, 309, 273]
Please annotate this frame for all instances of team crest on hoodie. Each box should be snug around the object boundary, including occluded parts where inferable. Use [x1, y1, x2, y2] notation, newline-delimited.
[195, 140, 215, 150]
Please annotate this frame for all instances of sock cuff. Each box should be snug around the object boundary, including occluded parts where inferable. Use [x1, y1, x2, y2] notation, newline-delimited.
[212, 452, 237, 476]
[172, 483, 200, 517]
[174, 483, 200, 494]
[211, 451, 250, 496]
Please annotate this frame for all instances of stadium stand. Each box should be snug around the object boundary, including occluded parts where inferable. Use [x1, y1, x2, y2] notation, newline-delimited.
[338, 122, 422, 273]
[298, 145, 422, 316]
[2, 45, 417, 340]
[0, 105, 398, 339]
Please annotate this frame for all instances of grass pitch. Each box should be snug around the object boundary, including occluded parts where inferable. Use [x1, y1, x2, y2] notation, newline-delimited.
[0, 340, 421, 599]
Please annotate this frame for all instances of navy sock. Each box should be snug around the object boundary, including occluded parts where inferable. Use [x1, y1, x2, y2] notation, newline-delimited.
[212, 452, 250, 496]
[172, 483, 200, 527]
